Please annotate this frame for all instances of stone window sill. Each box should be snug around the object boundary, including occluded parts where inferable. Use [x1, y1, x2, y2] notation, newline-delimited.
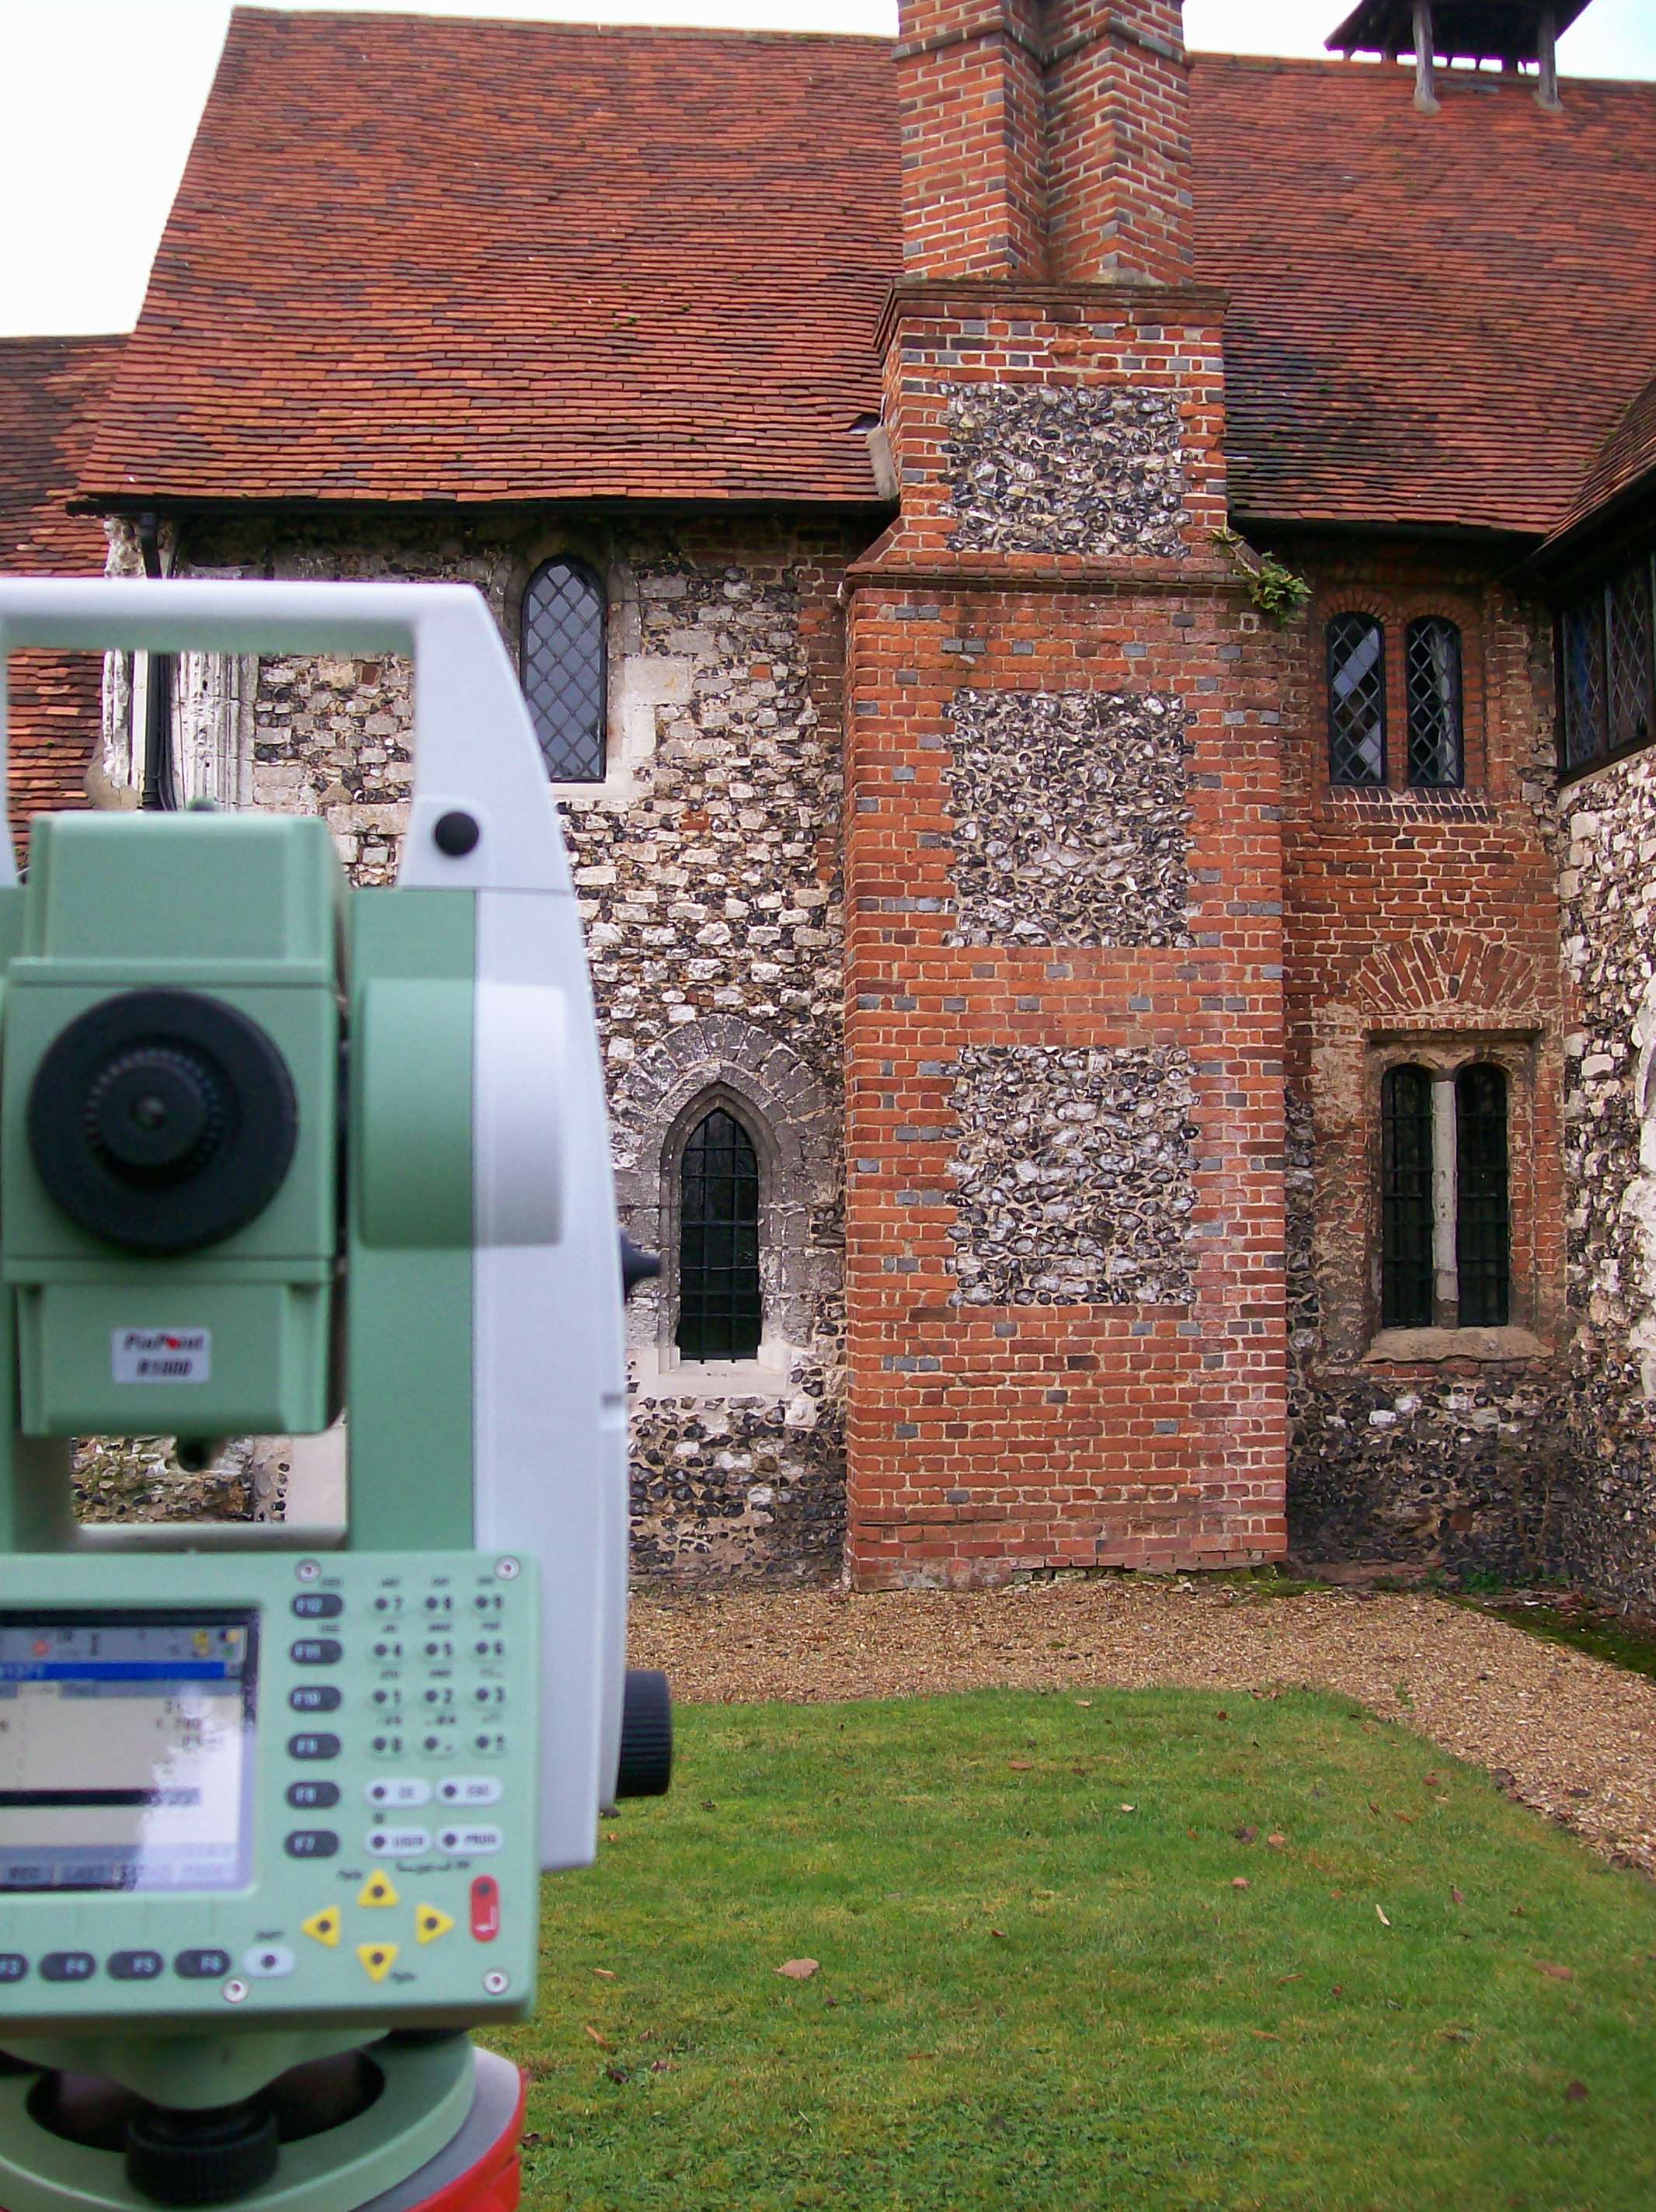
[628, 1347, 795, 1405]
[1362, 1325, 1546, 1366]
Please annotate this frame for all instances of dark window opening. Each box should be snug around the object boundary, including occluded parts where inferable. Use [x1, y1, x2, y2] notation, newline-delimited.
[1609, 565, 1653, 756]
[1560, 554, 1656, 778]
[676, 1109, 761, 1362]
[1380, 1064, 1435, 1327]
[1327, 614, 1386, 785]
[520, 558, 606, 781]
[1456, 1064, 1511, 1327]
[1405, 617, 1463, 788]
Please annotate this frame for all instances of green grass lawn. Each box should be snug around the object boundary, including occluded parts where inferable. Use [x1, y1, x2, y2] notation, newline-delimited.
[486, 1690, 1656, 2212]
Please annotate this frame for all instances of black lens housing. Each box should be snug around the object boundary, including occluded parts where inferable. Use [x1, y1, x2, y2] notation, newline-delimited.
[27, 990, 298, 1254]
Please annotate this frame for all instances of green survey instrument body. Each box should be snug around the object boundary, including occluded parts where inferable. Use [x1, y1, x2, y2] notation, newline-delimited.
[0, 578, 657, 2212]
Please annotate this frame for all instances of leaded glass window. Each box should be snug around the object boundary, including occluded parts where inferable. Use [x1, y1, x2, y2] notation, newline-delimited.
[1380, 1065, 1435, 1327]
[1562, 598, 1607, 770]
[1327, 614, 1386, 785]
[1609, 565, 1653, 755]
[1456, 1064, 1510, 1327]
[677, 1108, 762, 1362]
[1405, 618, 1463, 788]
[520, 558, 606, 781]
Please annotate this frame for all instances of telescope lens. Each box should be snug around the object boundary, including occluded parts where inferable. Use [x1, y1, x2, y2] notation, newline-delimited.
[27, 989, 298, 1254]
[86, 1046, 224, 1183]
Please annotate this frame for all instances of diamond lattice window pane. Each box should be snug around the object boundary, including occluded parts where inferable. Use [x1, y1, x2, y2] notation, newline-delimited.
[1380, 1063, 1434, 1328]
[1405, 617, 1463, 788]
[1327, 614, 1386, 784]
[1562, 599, 1607, 770]
[1609, 562, 1653, 754]
[520, 560, 606, 781]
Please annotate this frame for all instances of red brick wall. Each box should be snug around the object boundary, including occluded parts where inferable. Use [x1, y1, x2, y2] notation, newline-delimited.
[1271, 539, 1568, 1568]
[841, 273, 1287, 1585]
[1045, 2, 1193, 286]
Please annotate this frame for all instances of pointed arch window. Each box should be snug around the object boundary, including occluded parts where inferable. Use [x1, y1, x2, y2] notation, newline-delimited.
[676, 1108, 762, 1362]
[520, 558, 606, 781]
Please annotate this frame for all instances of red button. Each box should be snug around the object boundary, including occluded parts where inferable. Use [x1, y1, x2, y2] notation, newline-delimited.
[469, 1874, 499, 1942]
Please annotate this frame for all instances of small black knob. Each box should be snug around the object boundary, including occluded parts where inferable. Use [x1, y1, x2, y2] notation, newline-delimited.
[85, 1045, 224, 1184]
[620, 1233, 661, 1301]
[125, 2098, 279, 2206]
[433, 810, 480, 857]
[614, 1668, 672, 1800]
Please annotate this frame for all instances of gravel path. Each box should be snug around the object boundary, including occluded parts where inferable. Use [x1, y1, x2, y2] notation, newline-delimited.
[631, 1579, 1656, 1877]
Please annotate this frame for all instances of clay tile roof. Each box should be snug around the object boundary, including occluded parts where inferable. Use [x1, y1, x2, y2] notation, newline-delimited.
[1546, 370, 1656, 547]
[0, 335, 123, 833]
[81, 9, 899, 510]
[1189, 54, 1656, 537]
[81, 19, 1656, 543]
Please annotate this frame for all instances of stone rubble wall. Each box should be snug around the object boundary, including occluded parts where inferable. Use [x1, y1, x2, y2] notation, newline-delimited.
[1556, 753, 1656, 1609]
[945, 687, 1192, 948]
[943, 386, 1187, 558]
[948, 1045, 1196, 1307]
[92, 511, 855, 1581]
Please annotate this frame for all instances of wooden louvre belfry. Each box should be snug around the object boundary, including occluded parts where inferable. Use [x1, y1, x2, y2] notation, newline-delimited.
[1325, 0, 1590, 111]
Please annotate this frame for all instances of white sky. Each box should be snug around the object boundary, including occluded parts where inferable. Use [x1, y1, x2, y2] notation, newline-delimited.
[2, 0, 1653, 339]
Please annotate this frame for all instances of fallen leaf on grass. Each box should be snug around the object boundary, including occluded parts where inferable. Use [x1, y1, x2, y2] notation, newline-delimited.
[604, 2065, 628, 2083]
[1275, 1972, 1302, 1984]
[1565, 2081, 1589, 2103]
[649, 2060, 674, 2074]
[1007, 1761, 1033, 1772]
[1393, 1811, 1417, 1825]
[1216, 1709, 1229, 1720]
[990, 1929, 1007, 1939]
[1451, 1887, 1464, 1905]
[1235, 1825, 1258, 1844]
[1376, 1905, 1392, 1927]
[1536, 1962, 1574, 1982]
[585, 2026, 610, 2047]
[1231, 1877, 1251, 1890]
[1248, 2029, 1279, 2041]
[777, 1959, 819, 1981]
[593, 1968, 616, 1981]
[1074, 1699, 1093, 1708]
[1441, 2027, 1475, 2044]
[1119, 1803, 1136, 1814]
[1266, 1833, 1286, 1849]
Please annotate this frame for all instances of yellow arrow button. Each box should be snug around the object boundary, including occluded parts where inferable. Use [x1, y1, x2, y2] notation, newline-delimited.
[356, 1942, 398, 1983]
[301, 1907, 340, 1948]
[357, 1873, 399, 1908]
[416, 1904, 454, 1946]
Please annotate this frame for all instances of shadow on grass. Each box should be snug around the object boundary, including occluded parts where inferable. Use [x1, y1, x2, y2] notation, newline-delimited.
[486, 1688, 1656, 2212]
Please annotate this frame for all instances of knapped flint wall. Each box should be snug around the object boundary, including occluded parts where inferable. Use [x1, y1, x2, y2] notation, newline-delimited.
[945, 687, 1192, 947]
[942, 385, 1186, 558]
[948, 1044, 1197, 1307]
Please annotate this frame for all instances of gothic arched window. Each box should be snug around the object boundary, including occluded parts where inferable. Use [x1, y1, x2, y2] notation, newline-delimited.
[520, 558, 606, 781]
[676, 1108, 762, 1362]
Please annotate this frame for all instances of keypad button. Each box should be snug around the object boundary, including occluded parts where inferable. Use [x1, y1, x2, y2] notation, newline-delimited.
[40, 1952, 96, 1982]
[108, 1950, 164, 1981]
[287, 1779, 340, 1810]
[365, 1778, 430, 1807]
[437, 1823, 502, 1856]
[437, 1776, 502, 1807]
[243, 1945, 294, 1979]
[367, 1826, 430, 1856]
[290, 1639, 342, 1666]
[287, 1732, 342, 1761]
[289, 1685, 342, 1713]
[291, 1592, 343, 1619]
[0, 1953, 28, 1981]
[284, 1829, 339, 1859]
[175, 1948, 231, 1980]
[372, 1640, 402, 1661]
[371, 1688, 402, 1709]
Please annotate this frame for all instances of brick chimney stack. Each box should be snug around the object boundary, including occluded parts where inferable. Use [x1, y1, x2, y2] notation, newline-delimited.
[893, 0, 1193, 287]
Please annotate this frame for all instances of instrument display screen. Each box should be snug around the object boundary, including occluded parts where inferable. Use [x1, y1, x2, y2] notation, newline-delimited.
[0, 1610, 256, 1893]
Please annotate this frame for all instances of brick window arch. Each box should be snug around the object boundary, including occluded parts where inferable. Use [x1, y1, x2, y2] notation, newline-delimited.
[520, 556, 606, 781]
[1327, 613, 1386, 784]
[1405, 617, 1463, 788]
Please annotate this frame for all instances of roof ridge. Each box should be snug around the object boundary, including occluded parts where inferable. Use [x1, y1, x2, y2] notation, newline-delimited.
[227, 5, 893, 49]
